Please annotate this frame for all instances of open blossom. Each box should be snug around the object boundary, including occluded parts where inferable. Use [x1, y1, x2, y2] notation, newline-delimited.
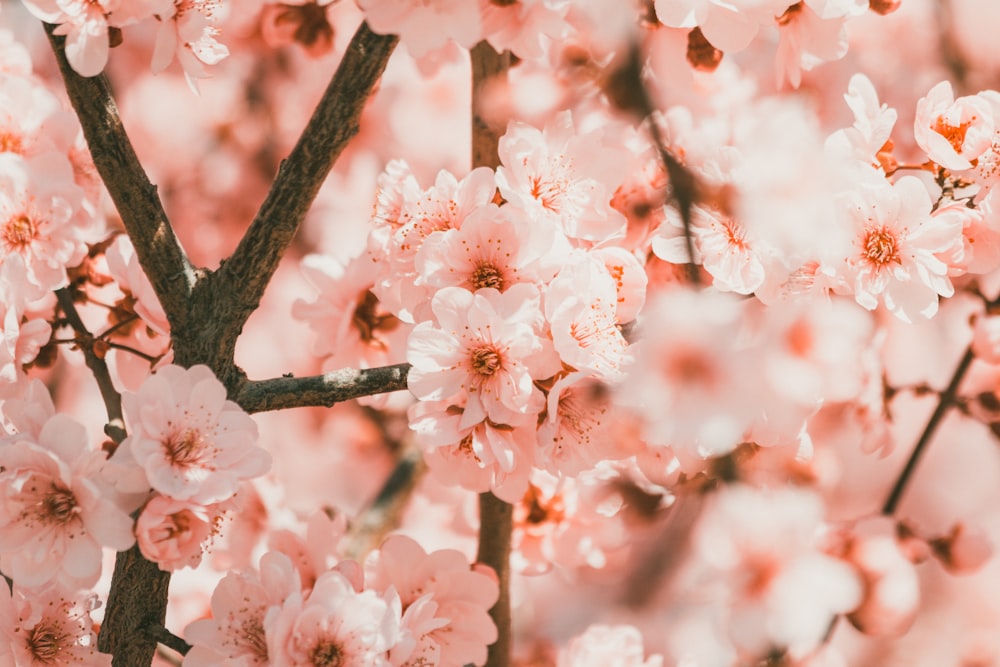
[264, 569, 400, 667]
[367, 534, 499, 667]
[826, 73, 898, 169]
[407, 284, 560, 429]
[0, 152, 90, 292]
[136, 494, 233, 571]
[479, 0, 571, 61]
[0, 255, 50, 398]
[0, 413, 135, 589]
[496, 112, 628, 243]
[654, 0, 793, 53]
[109, 364, 271, 504]
[837, 176, 964, 322]
[19, 0, 120, 77]
[914, 81, 996, 171]
[0, 584, 109, 666]
[557, 624, 662, 667]
[184, 551, 302, 666]
[151, 0, 230, 90]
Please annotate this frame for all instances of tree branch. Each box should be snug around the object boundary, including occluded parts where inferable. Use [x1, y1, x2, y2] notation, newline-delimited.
[211, 23, 397, 365]
[470, 40, 514, 667]
[235, 363, 410, 414]
[43, 24, 196, 329]
[54, 289, 127, 444]
[882, 345, 974, 515]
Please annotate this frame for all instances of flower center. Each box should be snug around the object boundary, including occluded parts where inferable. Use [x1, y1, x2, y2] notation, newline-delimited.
[26, 620, 69, 663]
[470, 346, 502, 376]
[471, 262, 505, 291]
[933, 115, 974, 154]
[165, 428, 209, 467]
[309, 640, 344, 667]
[0, 131, 24, 154]
[41, 485, 79, 525]
[4, 213, 38, 250]
[862, 226, 901, 267]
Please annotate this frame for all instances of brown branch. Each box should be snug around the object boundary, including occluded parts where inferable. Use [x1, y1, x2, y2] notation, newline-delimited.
[44, 24, 196, 329]
[210, 23, 397, 370]
[470, 40, 514, 667]
[882, 345, 975, 515]
[144, 624, 191, 656]
[54, 289, 126, 443]
[235, 363, 410, 414]
[98, 544, 172, 667]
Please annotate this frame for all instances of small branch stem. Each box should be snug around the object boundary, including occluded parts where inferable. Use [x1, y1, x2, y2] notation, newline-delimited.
[235, 364, 410, 414]
[54, 289, 126, 442]
[477, 492, 513, 667]
[882, 345, 975, 515]
[143, 625, 191, 657]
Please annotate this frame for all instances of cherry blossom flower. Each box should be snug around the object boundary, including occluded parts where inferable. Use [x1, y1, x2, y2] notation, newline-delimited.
[0, 584, 109, 666]
[496, 112, 628, 243]
[408, 397, 536, 502]
[837, 176, 964, 322]
[774, 2, 851, 89]
[357, 0, 483, 58]
[0, 413, 135, 589]
[0, 152, 90, 292]
[655, 0, 793, 53]
[545, 254, 631, 381]
[415, 202, 570, 297]
[109, 364, 271, 504]
[480, 0, 571, 61]
[264, 569, 400, 667]
[135, 494, 232, 571]
[914, 81, 995, 171]
[0, 255, 50, 398]
[150, 0, 230, 91]
[19, 0, 121, 77]
[407, 284, 560, 429]
[184, 551, 302, 666]
[692, 485, 862, 661]
[536, 371, 623, 476]
[826, 73, 898, 169]
[366, 534, 499, 667]
[557, 624, 663, 667]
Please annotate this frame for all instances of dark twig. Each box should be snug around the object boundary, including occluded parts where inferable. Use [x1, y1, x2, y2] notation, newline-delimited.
[235, 364, 410, 414]
[211, 23, 397, 371]
[882, 345, 975, 515]
[143, 624, 191, 656]
[54, 289, 126, 443]
[44, 25, 196, 329]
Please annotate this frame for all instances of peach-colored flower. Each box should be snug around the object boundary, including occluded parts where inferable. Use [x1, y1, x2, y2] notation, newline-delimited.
[111, 364, 270, 504]
[557, 624, 662, 667]
[136, 494, 231, 571]
[914, 81, 996, 171]
[0, 584, 109, 666]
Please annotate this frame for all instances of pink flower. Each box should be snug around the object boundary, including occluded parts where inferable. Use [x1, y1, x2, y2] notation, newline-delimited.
[496, 112, 629, 243]
[557, 624, 662, 667]
[20, 0, 120, 77]
[826, 73, 897, 168]
[0, 584, 109, 666]
[837, 176, 964, 322]
[774, 2, 850, 89]
[151, 0, 230, 91]
[914, 81, 996, 171]
[184, 551, 302, 666]
[111, 364, 271, 504]
[357, 0, 482, 58]
[536, 372, 623, 476]
[367, 534, 499, 667]
[407, 284, 560, 429]
[0, 413, 135, 589]
[480, 0, 571, 61]
[0, 152, 89, 292]
[0, 255, 51, 398]
[415, 202, 570, 297]
[545, 255, 631, 381]
[135, 494, 231, 572]
[264, 569, 400, 667]
[654, 0, 791, 53]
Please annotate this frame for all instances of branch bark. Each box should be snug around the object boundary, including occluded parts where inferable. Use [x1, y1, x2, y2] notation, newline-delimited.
[236, 363, 410, 414]
[208, 23, 397, 375]
[44, 25, 196, 330]
[470, 40, 514, 667]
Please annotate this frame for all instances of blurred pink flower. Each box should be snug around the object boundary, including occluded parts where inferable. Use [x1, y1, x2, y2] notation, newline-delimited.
[357, 0, 482, 58]
[557, 624, 662, 667]
[111, 364, 270, 504]
[367, 534, 499, 667]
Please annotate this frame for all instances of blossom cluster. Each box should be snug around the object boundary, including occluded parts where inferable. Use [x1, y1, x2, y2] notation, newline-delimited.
[183, 531, 499, 667]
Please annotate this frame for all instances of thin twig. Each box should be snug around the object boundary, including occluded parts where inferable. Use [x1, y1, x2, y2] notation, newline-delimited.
[43, 25, 196, 328]
[882, 345, 975, 515]
[235, 364, 410, 414]
[143, 624, 191, 656]
[54, 289, 126, 443]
